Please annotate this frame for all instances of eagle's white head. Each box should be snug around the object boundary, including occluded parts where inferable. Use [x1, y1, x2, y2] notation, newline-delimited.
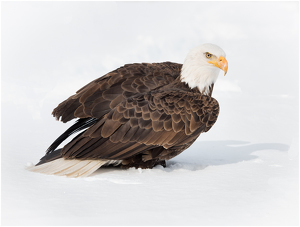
[181, 43, 228, 93]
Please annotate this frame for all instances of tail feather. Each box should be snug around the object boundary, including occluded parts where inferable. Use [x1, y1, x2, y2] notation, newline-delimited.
[27, 158, 110, 178]
[63, 160, 106, 178]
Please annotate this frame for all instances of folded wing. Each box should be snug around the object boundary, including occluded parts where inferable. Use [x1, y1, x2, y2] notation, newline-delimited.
[60, 89, 220, 162]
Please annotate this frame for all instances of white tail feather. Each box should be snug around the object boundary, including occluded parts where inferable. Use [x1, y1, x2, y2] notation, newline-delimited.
[27, 158, 114, 178]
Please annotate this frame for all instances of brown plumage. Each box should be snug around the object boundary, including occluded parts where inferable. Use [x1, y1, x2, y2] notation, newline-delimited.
[28, 44, 228, 178]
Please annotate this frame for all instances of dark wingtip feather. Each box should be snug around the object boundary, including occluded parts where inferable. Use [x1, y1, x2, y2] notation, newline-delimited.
[36, 149, 63, 166]
[45, 118, 98, 155]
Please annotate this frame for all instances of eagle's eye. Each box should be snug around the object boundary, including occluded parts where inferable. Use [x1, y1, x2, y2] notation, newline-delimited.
[205, 52, 212, 59]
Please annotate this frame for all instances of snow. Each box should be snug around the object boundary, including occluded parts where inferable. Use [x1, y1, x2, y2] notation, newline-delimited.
[1, 1, 299, 226]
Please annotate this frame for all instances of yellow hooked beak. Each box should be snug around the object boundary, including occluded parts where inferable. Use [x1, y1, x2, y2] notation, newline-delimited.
[208, 56, 228, 76]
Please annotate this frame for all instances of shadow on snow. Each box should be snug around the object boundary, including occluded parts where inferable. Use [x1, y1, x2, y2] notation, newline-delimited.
[164, 140, 290, 171]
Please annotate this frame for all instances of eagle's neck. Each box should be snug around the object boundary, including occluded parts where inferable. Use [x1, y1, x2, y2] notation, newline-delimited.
[179, 63, 219, 96]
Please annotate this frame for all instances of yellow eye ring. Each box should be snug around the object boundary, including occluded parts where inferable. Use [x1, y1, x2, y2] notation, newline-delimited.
[205, 52, 212, 59]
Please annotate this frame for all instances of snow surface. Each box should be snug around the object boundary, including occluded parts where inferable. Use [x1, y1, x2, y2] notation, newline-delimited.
[1, 1, 299, 226]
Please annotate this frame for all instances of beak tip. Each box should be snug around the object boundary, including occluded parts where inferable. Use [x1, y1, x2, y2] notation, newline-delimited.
[218, 56, 228, 76]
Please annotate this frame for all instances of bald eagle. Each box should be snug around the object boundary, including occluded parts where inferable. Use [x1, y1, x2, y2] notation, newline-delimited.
[28, 43, 228, 178]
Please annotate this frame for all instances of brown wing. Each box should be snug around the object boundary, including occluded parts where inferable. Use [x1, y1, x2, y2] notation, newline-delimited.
[52, 62, 182, 123]
[60, 89, 219, 161]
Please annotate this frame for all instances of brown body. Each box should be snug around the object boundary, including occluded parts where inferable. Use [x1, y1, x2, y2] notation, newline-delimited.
[37, 62, 219, 169]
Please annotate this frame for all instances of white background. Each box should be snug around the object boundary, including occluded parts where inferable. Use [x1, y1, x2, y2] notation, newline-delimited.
[1, 1, 299, 225]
